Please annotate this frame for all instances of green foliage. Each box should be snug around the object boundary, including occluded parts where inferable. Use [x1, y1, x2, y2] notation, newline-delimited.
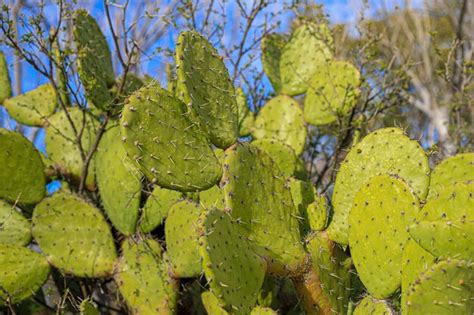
[201, 291, 229, 315]
[139, 185, 182, 233]
[236, 88, 254, 137]
[252, 138, 298, 177]
[0, 200, 30, 246]
[353, 296, 394, 315]
[261, 33, 286, 93]
[0, 51, 12, 103]
[307, 195, 328, 231]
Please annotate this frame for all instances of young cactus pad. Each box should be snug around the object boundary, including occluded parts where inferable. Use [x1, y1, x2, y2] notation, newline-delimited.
[120, 83, 222, 192]
[0, 51, 12, 103]
[0, 200, 31, 246]
[304, 61, 360, 125]
[175, 31, 238, 149]
[353, 296, 394, 315]
[261, 33, 286, 93]
[307, 195, 328, 231]
[3, 83, 57, 126]
[32, 192, 117, 277]
[0, 128, 46, 204]
[96, 125, 141, 235]
[139, 186, 182, 233]
[328, 127, 430, 244]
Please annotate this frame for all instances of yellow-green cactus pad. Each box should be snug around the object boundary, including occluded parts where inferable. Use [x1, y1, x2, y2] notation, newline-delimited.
[280, 22, 333, 96]
[427, 153, 474, 200]
[176, 31, 238, 149]
[222, 143, 306, 274]
[201, 291, 229, 315]
[261, 33, 286, 93]
[251, 306, 278, 315]
[121, 83, 222, 192]
[404, 259, 474, 315]
[236, 88, 254, 137]
[328, 127, 430, 244]
[0, 51, 12, 103]
[199, 185, 225, 210]
[348, 175, 420, 298]
[165, 200, 201, 278]
[32, 192, 117, 277]
[353, 296, 394, 315]
[0, 128, 46, 204]
[252, 139, 298, 177]
[0, 200, 31, 246]
[307, 195, 328, 231]
[96, 125, 141, 235]
[115, 238, 178, 314]
[252, 95, 307, 155]
[0, 244, 50, 304]
[198, 209, 266, 315]
[288, 178, 316, 235]
[304, 61, 360, 125]
[4, 84, 57, 126]
[139, 186, 182, 233]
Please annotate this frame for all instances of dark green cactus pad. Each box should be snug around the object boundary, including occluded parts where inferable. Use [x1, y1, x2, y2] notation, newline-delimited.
[0, 128, 46, 204]
[252, 139, 298, 177]
[115, 238, 178, 314]
[198, 209, 267, 314]
[32, 192, 117, 277]
[200, 185, 225, 210]
[348, 175, 420, 298]
[307, 195, 328, 231]
[0, 244, 50, 304]
[427, 153, 474, 199]
[222, 143, 306, 274]
[252, 95, 307, 155]
[201, 291, 229, 315]
[111, 73, 144, 102]
[165, 200, 201, 278]
[120, 83, 222, 192]
[96, 125, 141, 235]
[79, 299, 100, 315]
[289, 178, 316, 236]
[404, 259, 474, 315]
[328, 127, 430, 244]
[353, 296, 394, 315]
[4, 84, 57, 126]
[236, 88, 254, 137]
[73, 10, 114, 110]
[279, 22, 333, 96]
[139, 186, 182, 233]
[0, 200, 30, 246]
[261, 33, 286, 93]
[45, 107, 98, 190]
[175, 31, 238, 148]
[304, 61, 360, 125]
[0, 51, 12, 103]
[251, 306, 278, 315]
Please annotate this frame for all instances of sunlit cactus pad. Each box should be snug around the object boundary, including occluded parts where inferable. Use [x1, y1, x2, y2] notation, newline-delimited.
[0, 200, 30, 246]
[353, 296, 394, 315]
[201, 291, 229, 315]
[252, 138, 298, 177]
[261, 33, 286, 93]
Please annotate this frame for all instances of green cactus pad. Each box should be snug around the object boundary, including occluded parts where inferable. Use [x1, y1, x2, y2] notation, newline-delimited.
[73, 10, 114, 110]
[96, 125, 141, 235]
[165, 200, 201, 277]
[427, 153, 474, 199]
[251, 306, 278, 315]
[328, 127, 430, 244]
[198, 209, 267, 314]
[115, 238, 178, 314]
[3, 84, 57, 126]
[252, 95, 307, 155]
[0, 200, 30, 246]
[261, 33, 286, 93]
[307, 195, 328, 231]
[111, 73, 144, 102]
[176, 31, 238, 148]
[200, 185, 225, 210]
[0, 128, 46, 204]
[348, 175, 420, 298]
[139, 186, 182, 233]
[120, 83, 222, 192]
[353, 296, 394, 315]
[79, 299, 100, 315]
[280, 22, 333, 96]
[304, 61, 360, 125]
[0, 51, 12, 103]
[404, 259, 474, 315]
[45, 107, 98, 190]
[252, 139, 298, 177]
[236, 88, 254, 137]
[222, 143, 306, 274]
[201, 291, 229, 315]
[32, 192, 117, 277]
[0, 244, 50, 304]
[288, 178, 316, 236]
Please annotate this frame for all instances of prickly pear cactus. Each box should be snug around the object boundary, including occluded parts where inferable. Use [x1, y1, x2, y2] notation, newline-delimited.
[0, 128, 46, 204]
[32, 192, 117, 277]
[165, 200, 201, 278]
[198, 209, 267, 314]
[328, 127, 430, 244]
[251, 306, 278, 315]
[279, 21, 333, 96]
[95, 125, 141, 235]
[236, 88, 254, 137]
[353, 296, 394, 315]
[79, 299, 100, 315]
[252, 95, 307, 155]
[175, 31, 238, 149]
[110, 73, 144, 105]
[139, 185, 182, 233]
[288, 178, 316, 235]
[0, 51, 12, 103]
[199, 185, 225, 210]
[0, 244, 50, 304]
[115, 238, 178, 314]
[0, 200, 30, 246]
[201, 291, 229, 315]
[120, 83, 222, 192]
[306, 195, 328, 231]
[304, 61, 360, 125]
[252, 139, 298, 177]
[261, 33, 286, 93]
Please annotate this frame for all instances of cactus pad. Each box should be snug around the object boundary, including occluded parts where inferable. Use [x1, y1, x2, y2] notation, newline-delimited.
[251, 306, 278, 315]
[304, 61, 360, 125]
[175, 31, 238, 148]
[139, 186, 182, 233]
[252, 95, 307, 155]
[0, 128, 46, 204]
[200, 185, 225, 210]
[198, 209, 267, 314]
[120, 83, 222, 192]
[32, 192, 117, 277]
[261, 33, 286, 93]
[201, 291, 229, 315]
[96, 125, 141, 235]
[289, 178, 316, 235]
[307, 195, 328, 231]
[0, 51, 12, 103]
[353, 296, 394, 315]
[328, 127, 430, 244]
[0, 200, 30, 246]
[236, 88, 254, 137]
[79, 299, 100, 315]
[252, 139, 298, 177]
